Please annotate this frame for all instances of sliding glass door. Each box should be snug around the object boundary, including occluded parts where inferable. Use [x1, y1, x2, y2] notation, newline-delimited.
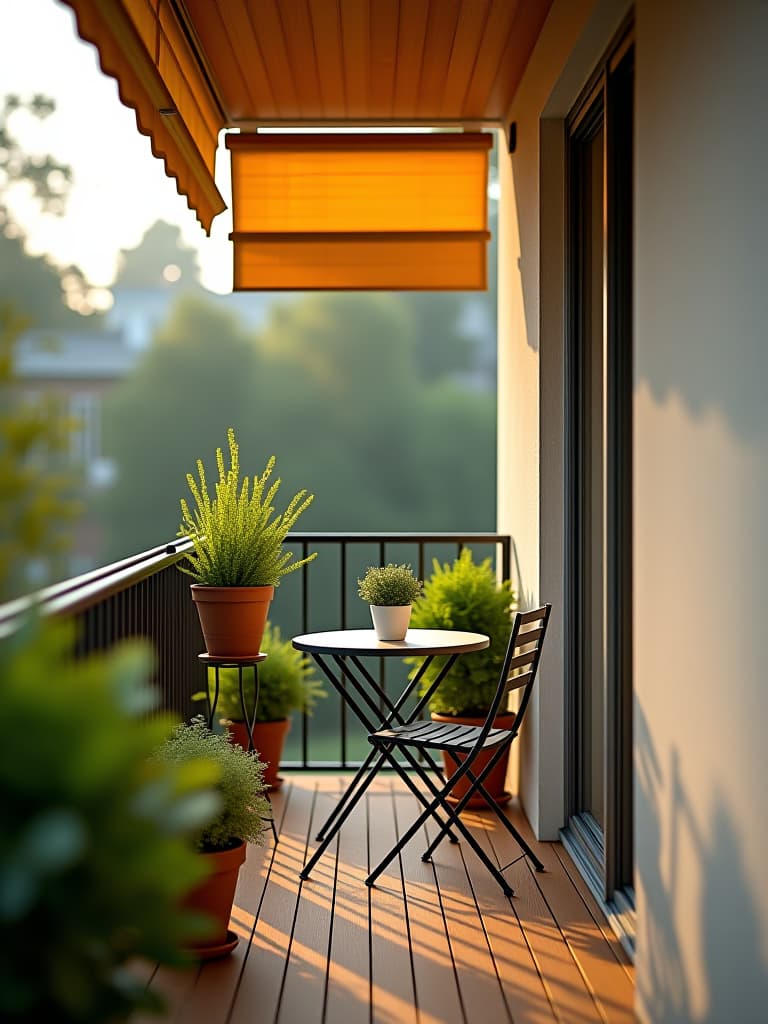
[564, 34, 634, 951]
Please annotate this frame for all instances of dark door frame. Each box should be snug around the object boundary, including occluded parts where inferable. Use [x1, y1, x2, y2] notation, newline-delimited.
[562, 25, 635, 955]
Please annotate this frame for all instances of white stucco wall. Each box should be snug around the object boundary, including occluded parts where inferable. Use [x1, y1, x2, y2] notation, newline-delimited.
[634, 2, 768, 1020]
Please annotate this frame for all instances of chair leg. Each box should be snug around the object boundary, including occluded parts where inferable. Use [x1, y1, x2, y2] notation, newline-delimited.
[302, 746, 460, 879]
[365, 747, 515, 898]
[422, 746, 545, 873]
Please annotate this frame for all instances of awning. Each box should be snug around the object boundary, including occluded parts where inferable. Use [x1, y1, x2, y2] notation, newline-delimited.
[64, 0, 226, 234]
[226, 133, 493, 291]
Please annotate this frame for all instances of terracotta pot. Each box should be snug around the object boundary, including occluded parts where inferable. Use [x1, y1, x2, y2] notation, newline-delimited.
[183, 839, 246, 959]
[431, 711, 516, 809]
[226, 718, 291, 791]
[369, 604, 412, 641]
[191, 584, 274, 657]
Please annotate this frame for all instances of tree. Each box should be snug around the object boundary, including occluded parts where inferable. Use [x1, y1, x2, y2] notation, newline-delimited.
[114, 220, 203, 290]
[0, 307, 81, 601]
[99, 288, 496, 566]
[0, 94, 103, 326]
[0, 94, 71, 217]
[98, 295, 263, 559]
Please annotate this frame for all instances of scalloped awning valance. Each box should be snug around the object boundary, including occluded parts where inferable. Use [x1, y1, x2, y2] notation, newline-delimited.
[63, 0, 226, 235]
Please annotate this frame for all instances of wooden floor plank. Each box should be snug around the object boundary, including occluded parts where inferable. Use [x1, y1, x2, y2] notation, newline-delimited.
[392, 787, 465, 1024]
[552, 843, 636, 984]
[228, 779, 320, 1024]
[487, 802, 636, 1023]
[425, 812, 557, 1024]
[144, 775, 636, 1024]
[456, 805, 612, 1024]
[276, 780, 341, 1024]
[367, 777, 421, 1024]
[324, 775, 374, 1024]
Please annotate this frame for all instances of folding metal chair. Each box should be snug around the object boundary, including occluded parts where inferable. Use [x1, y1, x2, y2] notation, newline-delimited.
[365, 605, 552, 897]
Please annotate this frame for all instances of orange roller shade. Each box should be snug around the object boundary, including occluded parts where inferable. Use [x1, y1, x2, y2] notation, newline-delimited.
[226, 133, 492, 290]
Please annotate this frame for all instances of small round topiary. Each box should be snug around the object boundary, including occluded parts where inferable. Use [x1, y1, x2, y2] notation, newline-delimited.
[357, 563, 424, 607]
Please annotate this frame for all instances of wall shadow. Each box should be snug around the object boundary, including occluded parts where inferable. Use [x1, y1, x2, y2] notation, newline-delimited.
[635, 702, 768, 1022]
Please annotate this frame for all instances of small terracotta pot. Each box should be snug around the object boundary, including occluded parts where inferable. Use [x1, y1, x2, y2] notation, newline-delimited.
[431, 711, 516, 809]
[226, 718, 291, 790]
[191, 584, 274, 657]
[183, 840, 246, 956]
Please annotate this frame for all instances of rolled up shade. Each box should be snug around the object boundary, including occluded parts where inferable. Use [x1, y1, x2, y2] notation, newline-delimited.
[64, 0, 226, 234]
[226, 133, 492, 290]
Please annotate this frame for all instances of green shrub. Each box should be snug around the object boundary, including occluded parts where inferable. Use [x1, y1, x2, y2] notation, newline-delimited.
[178, 426, 317, 587]
[0, 617, 220, 1023]
[408, 549, 515, 716]
[200, 621, 325, 723]
[357, 563, 423, 606]
[153, 718, 270, 850]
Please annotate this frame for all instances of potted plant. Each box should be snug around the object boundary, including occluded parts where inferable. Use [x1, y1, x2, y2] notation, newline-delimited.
[408, 549, 516, 806]
[0, 617, 223, 1022]
[201, 621, 326, 789]
[178, 426, 317, 657]
[153, 716, 270, 960]
[357, 562, 424, 641]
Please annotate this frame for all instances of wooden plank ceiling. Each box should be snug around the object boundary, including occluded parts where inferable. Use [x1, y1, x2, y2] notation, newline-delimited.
[179, 0, 554, 125]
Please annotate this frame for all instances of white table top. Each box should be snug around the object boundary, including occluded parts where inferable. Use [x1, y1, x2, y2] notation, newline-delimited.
[291, 628, 489, 657]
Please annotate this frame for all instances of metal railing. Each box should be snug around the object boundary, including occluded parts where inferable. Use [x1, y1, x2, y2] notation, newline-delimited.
[0, 532, 512, 767]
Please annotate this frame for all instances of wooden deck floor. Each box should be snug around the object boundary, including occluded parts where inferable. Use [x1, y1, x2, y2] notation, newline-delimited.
[137, 774, 635, 1024]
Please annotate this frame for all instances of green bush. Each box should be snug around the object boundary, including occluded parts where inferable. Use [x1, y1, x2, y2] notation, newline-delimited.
[408, 549, 515, 716]
[201, 621, 326, 723]
[357, 563, 423, 606]
[153, 718, 270, 850]
[178, 426, 317, 586]
[0, 617, 221, 1023]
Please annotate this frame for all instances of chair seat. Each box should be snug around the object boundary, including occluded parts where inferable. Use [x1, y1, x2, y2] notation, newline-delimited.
[370, 719, 513, 752]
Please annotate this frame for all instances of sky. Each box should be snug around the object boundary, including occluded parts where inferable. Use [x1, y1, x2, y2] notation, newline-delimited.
[0, 0, 234, 293]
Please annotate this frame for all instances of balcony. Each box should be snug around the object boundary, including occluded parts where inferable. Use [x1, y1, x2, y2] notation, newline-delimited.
[3, 531, 634, 1022]
[133, 773, 634, 1023]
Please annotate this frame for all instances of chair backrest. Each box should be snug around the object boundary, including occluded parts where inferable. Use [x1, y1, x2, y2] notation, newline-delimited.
[481, 604, 552, 741]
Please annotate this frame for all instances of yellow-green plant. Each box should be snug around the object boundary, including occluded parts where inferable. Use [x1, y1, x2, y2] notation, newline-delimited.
[178, 427, 317, 587]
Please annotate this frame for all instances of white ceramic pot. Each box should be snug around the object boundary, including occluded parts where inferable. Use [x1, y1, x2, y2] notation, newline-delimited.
[369, 604, 412, 641]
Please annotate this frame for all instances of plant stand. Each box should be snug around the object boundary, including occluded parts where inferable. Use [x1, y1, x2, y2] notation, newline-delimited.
[198, 653, 278, 844]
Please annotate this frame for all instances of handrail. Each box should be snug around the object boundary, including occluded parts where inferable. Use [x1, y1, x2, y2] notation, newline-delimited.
[0, 539, 195, 637]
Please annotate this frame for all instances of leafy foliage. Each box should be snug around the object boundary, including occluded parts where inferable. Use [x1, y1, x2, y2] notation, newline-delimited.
[0, 617, 219, 1023]
[0, 94, 72, 217]
[178, 426, 317, 586]
[0, 307, 81, 600]
[408, 549, 515, 716]
[201, 621, 326, 723]
[358, 563, 423, 606]
[153, 718, 270, 851]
